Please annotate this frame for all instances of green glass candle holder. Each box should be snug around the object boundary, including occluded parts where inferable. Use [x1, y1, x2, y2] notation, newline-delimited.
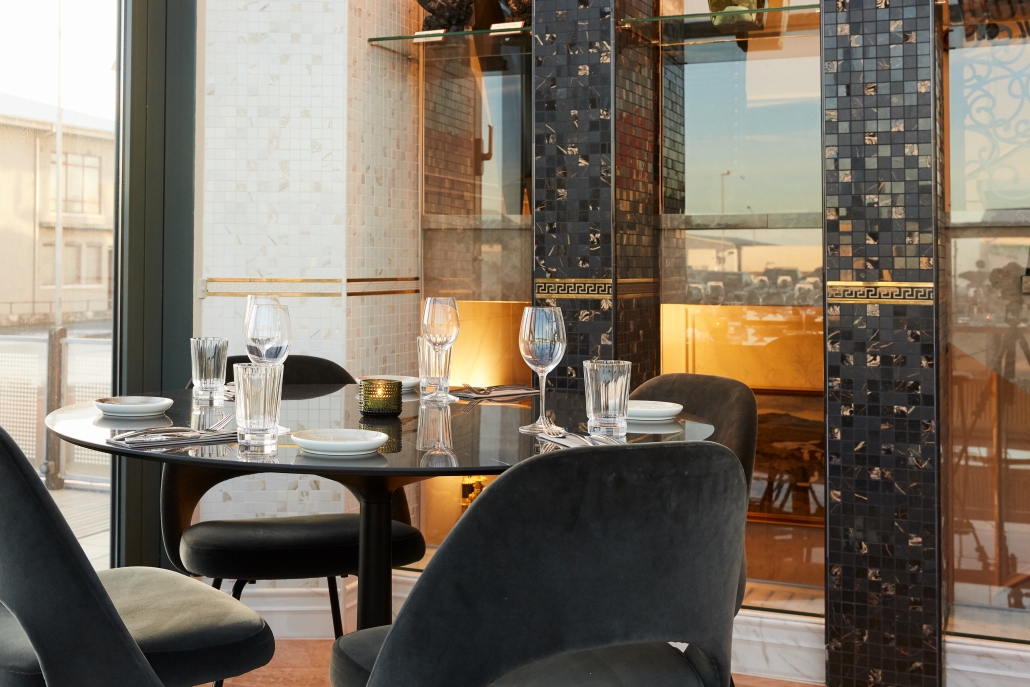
[358, 416, 402, 453]
[359, 379, 403, 416]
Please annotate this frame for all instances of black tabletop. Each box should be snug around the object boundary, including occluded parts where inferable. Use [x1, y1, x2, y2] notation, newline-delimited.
[45, 385, 714, 478]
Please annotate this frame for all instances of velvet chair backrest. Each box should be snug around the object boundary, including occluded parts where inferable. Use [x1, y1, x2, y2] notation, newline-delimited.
[630, 373, 758, 614]
[223, 355, 357, 385]
[366, 442, 747, 687]
[0, 426, 164, 687]
[630, 373, 758, 484]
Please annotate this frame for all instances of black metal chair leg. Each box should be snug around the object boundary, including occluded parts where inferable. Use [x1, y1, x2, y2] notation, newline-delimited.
[327, 576, 344, 639]
[211, 578, 223, 590]
[231, 579, 249, 600]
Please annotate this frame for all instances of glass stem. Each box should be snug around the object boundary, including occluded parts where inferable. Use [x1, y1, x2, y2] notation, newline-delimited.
[539, 370, 547, 426]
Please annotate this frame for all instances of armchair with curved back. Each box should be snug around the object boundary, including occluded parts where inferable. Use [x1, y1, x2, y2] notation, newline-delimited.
[630, 373, 758, 613]
[0, 426, 275, 687]
[167, 354, 425, 659]
[329, 441, 748, 687]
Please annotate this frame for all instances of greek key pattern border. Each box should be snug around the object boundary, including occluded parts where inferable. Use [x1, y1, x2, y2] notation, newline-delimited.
[826, 281, 934, 305]
[535, 279, 613, 298]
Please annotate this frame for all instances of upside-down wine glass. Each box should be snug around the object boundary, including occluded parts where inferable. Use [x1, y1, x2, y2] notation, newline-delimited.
[518, 306, 567, 435]
[245, 303, 292, 365]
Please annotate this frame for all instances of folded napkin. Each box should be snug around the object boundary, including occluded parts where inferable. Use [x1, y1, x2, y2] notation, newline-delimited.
[452, 385, 537, 400]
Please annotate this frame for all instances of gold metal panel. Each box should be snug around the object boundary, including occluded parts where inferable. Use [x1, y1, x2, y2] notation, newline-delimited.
[826, 281, 934, 305]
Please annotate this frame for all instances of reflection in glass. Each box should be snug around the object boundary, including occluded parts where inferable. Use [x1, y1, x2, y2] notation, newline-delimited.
[659, 8, 824, 615]
[421, 31, 533, 389]
[949, 28, 1030, 225]
[947, 233, 1030, 642]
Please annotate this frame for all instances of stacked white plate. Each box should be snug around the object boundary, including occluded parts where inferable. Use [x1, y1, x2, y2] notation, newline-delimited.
[626, 400, 682, 422]
[291, 429, 388, 457]
[94, 396, 173, 418]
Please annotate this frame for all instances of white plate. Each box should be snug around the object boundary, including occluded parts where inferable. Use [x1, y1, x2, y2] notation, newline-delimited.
[626, 400, 683, 421]
[626, 419, 685, 435]
[94, 396, 174, 418]
[93, 414, 174, 431]
[359, 375, 419, 391]
[291, 429, 388, 456]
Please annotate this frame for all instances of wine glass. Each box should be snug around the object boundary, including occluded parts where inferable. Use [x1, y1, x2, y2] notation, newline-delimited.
[421, 298, 460, 351]
[245, 304, 292, 365]
[518, 306, 567, 434]
[244, 295, 280, 333]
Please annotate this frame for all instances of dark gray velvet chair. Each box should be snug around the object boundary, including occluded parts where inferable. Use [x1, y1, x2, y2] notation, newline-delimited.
[169, 355, 425, 646]
[0, 426, 275, 687]
[630, 372, 758, 612]
[329, 441, 747, 687]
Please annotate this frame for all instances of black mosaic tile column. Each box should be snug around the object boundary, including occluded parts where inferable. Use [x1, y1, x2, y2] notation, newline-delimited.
[533, 0, 661, 392]
[822, 0, 946, 684]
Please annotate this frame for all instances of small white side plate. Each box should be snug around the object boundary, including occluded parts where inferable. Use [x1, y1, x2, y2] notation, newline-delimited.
[291, 429, 388, 456]
[626, 400, 683, 421]
[626, 419, 685, 435]
[359, 375, 419, 391]
[94, 396, 174, 418]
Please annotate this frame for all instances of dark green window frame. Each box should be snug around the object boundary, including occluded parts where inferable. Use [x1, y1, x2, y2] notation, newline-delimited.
[111, 0, 196, 567]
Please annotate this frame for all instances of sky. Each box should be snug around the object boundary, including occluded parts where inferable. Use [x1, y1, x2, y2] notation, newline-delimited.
[0, 0, 118, 120]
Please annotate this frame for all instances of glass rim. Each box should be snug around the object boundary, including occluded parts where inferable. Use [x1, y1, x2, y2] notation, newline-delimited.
[190, 336, 228, 343]
[233, 362, 284, 371]
[583, 359, 632, 368]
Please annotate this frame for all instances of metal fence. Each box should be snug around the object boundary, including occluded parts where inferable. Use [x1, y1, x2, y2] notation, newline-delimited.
[0, 333, 112, 485]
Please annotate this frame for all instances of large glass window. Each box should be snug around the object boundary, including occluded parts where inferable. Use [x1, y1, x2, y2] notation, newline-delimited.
[420, 30, 534, 388]
[945, 11, 1030, 642]
[658, 2, 825, 615]
[0, 0, 117, 569]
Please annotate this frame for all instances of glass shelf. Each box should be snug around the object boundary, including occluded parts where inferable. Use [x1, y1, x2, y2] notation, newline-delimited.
[620, 4, 820, 25]
[369, 26, 530, 44]
[620, 4, 821, 47]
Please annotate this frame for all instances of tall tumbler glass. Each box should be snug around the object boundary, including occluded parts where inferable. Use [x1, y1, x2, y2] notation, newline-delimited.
[518, 306, 567, 434]
[190, 337, 229, 403]
[583, 360, 632, 436]
[234, 363, 284, 451]
[418, 336, 452, 399]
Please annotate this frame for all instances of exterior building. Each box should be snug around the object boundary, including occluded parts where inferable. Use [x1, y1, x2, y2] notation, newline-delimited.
[0, 93, 116, 328]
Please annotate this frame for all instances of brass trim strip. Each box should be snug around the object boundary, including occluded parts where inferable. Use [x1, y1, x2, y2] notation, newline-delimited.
[826, 281, 934, 304]
[202, 278, 344, 298]
[347, 277, 420, 283]
[205, 278, 342, 283]
[347, 289, 421, 297]
[205, 292, 342, 298]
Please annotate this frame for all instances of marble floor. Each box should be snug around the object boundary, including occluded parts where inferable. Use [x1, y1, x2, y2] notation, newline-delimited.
[50, 486, 110, 570]
[223, 640, 821, 687]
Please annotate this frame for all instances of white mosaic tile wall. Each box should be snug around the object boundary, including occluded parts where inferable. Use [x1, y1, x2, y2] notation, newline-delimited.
[194, 0, 422, 583]
[345, 0, 421, 377]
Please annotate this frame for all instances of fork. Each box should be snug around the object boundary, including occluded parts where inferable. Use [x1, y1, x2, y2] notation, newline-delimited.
[461, 383, 532, 396]
[208, 413, 235, 431]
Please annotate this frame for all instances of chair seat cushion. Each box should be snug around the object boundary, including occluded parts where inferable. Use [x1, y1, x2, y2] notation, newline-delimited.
[0, 566, 274, 687]
[330, 628, 707, 687]
[181, 514, 426, 580]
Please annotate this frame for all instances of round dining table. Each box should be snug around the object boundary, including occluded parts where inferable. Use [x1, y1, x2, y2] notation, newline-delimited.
[46, 384, 714, 629]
